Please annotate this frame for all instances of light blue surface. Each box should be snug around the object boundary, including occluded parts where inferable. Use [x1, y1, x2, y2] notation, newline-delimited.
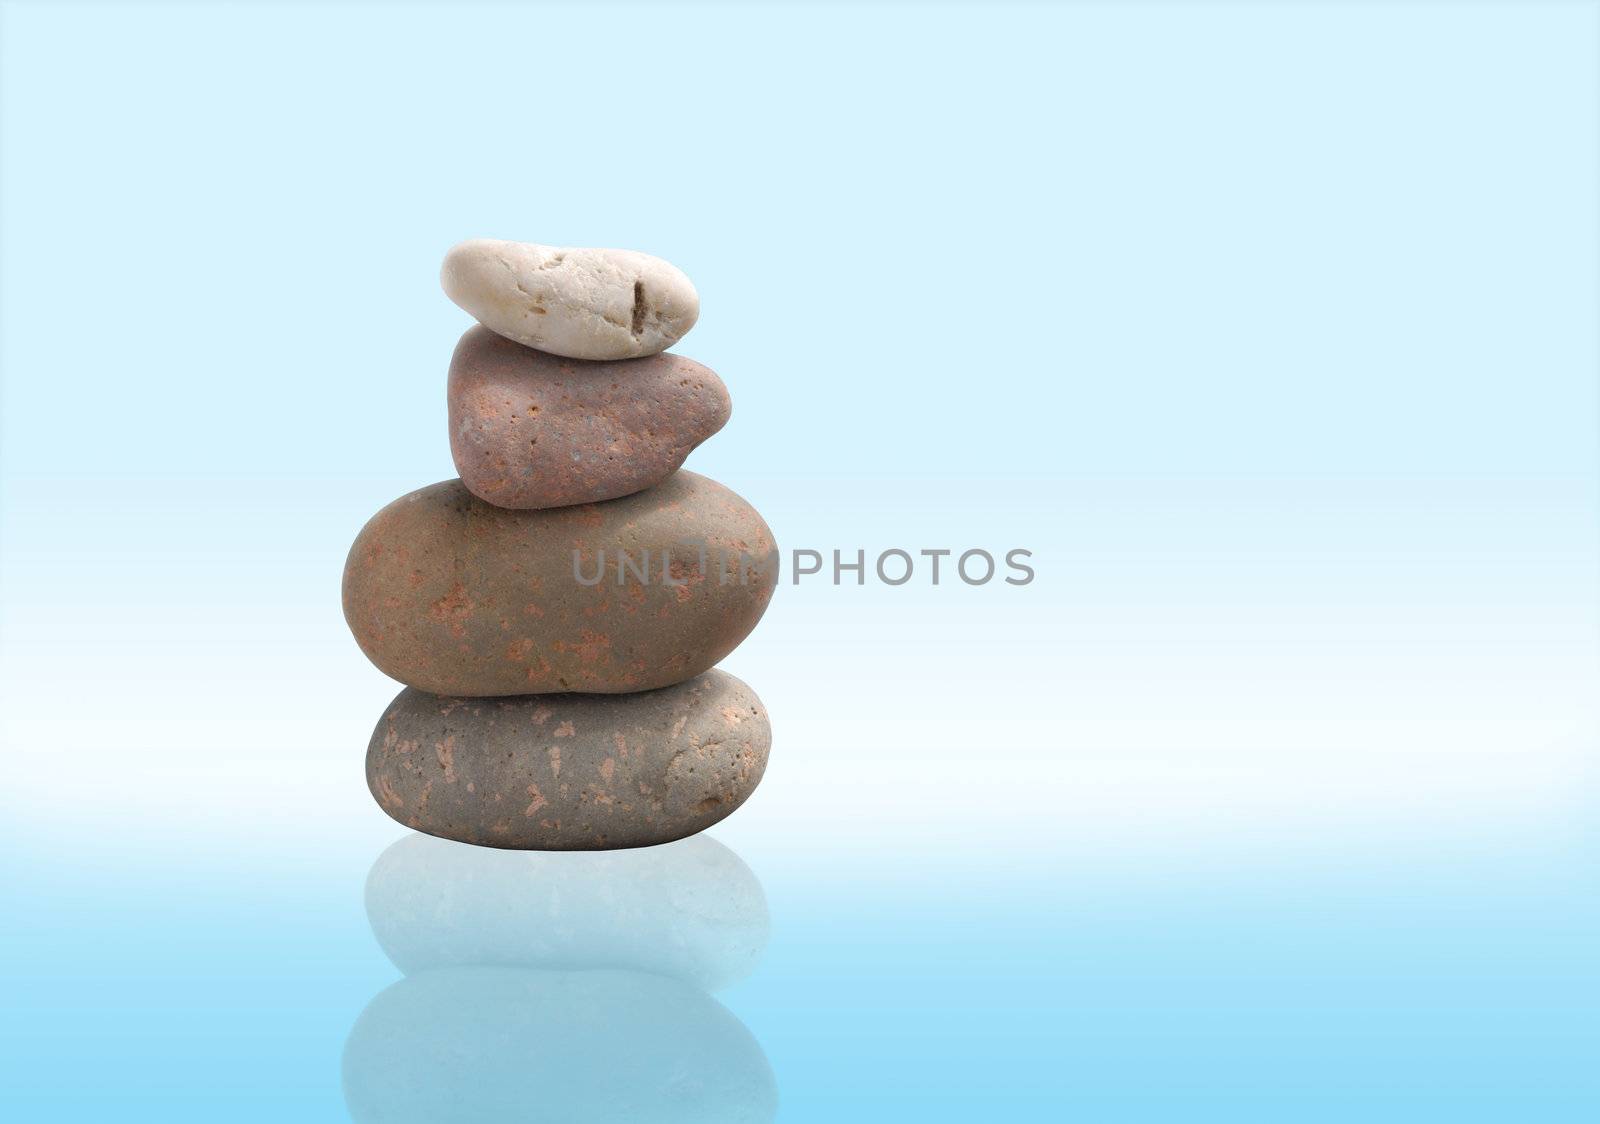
[4, 826, 1599, 1120]
[1, 2, 1597, 1120]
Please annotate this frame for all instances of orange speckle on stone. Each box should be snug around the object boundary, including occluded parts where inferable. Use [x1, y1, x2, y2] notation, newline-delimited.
[548, 745, 562, 777]
[570, 630, 611, 664]
[375, 774, 403, 809]
[668, 558, 704, 585]
[435, 736, 457, 782]
[428, 582, 475, 638]
[599, 758, 616, 782]
[523, 783, 548, 817]
[505, 637, 535, 662]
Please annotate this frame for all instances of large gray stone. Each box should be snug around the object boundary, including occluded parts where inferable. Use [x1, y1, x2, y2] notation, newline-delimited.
[365, 670, 771, 850]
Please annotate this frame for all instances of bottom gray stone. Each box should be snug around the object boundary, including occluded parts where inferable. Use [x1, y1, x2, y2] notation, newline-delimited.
[365, 670, 771, 850]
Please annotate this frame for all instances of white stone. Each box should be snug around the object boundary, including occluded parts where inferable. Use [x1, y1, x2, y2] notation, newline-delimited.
[441, 238, 699, 360]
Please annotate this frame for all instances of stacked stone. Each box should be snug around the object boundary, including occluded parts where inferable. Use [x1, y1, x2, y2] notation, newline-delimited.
[342, 239, 777, 850]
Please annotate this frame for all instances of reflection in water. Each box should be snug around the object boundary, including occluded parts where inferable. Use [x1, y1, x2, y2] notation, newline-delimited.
[363, 831, 770, 991]
[343, 834, 778, 1123]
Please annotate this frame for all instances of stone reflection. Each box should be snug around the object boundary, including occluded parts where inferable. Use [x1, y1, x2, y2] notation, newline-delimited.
[343, 833, 777, 1123]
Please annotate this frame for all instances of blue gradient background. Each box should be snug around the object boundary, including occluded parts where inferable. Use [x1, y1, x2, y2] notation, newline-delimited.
[2, 1, 1597, 1120]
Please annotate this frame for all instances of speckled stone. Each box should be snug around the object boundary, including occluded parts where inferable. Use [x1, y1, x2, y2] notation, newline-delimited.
[448, 325, 731, 510]
[365, 833, 770, 990]
[365, 670, 771, 850]
[342, 968, 778, 1124]
[342, 471, 776, 696]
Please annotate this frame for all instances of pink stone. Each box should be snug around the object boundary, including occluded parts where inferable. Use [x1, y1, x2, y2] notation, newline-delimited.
[448, 325, 731, 510]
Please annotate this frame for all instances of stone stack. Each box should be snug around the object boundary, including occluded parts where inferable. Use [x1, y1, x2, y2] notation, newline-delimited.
[342, 239, 776, 850]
